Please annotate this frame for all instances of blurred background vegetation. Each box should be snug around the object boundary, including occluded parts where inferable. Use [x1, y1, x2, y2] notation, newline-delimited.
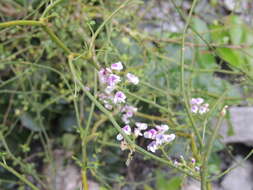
[1, 0, 253, 189]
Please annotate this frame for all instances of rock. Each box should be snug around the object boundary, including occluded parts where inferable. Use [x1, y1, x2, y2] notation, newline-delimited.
[43, 149, 100, 190]
[221, 156, 253, 190]
[182, 179, 221, 190]
[219, 107, 253, 146]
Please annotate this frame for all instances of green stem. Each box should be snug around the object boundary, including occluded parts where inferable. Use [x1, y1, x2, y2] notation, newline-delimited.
[180, 0, 202, 147]
[119, 88, 178, 127]
[42, 25, 72, 55]
[209, 149, 253, 181]
[41, 0, 65, 18]
[200, 114, 225, 190]
[0, 20, 44, 28]
[0, 162, 40, 190]
[89, 0, 133, 55]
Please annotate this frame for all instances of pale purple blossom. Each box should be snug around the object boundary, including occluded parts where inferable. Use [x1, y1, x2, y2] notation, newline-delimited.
[107, 74, 121, 87]
[144, 129, 157, 139]
[147, 141, 158, 153]
[116, 125, 132, 141]
[135, 122, 148, 130]
[126, 73, 139, 85]
[191, 98, 204, 105]
[155, 133, 175, 145]
[113, 91, 126, 104]
[199, 103, 209, 114]
[155, 124, 169, 133]
[164, 134, 176, 143]
[121, 105, 137, 117]
[105, 85, 116, 94]
[133, 122, 148, 137]
[155, 133, 167, 145]
[122, 114, 130, 124]
[98, 68, 111, 84]
[190, 98, 209, 114]
[191, 105, 198, 113]
[111, 62, 123, 71]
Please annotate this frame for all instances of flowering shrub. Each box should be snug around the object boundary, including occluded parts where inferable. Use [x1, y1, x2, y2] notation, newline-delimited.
[1, 1, 252, 190]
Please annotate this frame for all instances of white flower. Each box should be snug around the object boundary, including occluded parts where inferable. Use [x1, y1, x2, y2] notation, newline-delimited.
[135, 122, 148, 130]
[105, 103, 113, 110]
[122, 114, 130, 124]
[111, 62, 123, 71]
[116, 134, 123, 141]
[126, 73, 139, 85]
[155, 124, 169, 133]
[105, 85, 116, 94]
[134, 128, 143, 137]
[113, 91, 126, 104]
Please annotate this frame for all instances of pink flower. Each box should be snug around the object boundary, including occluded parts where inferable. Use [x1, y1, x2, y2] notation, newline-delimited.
[190, 98, 203, 105]
[98, 68, 111, 84]
[116, 125, 132, 141]
[190, 98, 209, 114]
[144, 129, 157, 139]
[121, 105, 137, 117]
[191, 105, 198, 113]
[107, 74, 121, 87]
[126, 73, 139, 85]
[114, 91, 126, 104]
[147, 141, 158, 153]
[111, 62, 123, 71]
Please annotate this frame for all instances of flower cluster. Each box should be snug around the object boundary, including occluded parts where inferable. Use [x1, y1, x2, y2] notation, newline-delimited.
[173, 156, 200, 173]
[98, 62, 175, 153]
[116, 123, 175, 153]
[190, 98, 209, 114]
[144, 125, 175, 153]
[98, 62, 139, 111]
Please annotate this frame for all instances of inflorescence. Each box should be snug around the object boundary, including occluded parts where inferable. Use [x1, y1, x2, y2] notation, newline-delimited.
[97, 62, 175, 153]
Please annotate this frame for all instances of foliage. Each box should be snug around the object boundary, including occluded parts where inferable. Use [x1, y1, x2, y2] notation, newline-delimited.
[0, 0, 253, 190]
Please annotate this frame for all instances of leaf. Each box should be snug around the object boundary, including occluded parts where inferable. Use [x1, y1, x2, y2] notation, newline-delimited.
[192, 17, 210, 44]
[197, 50, 216, 69]
[210, 23, 229, 44]
[20, 113, 42, 132]
[216, 47, 245, 69]
[62, 133, 77, 150]
[156, 171, 182, 190]
[165, 177, 183, 190]
[226, 15, 243, 45]
[144, 185, 154, 190]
